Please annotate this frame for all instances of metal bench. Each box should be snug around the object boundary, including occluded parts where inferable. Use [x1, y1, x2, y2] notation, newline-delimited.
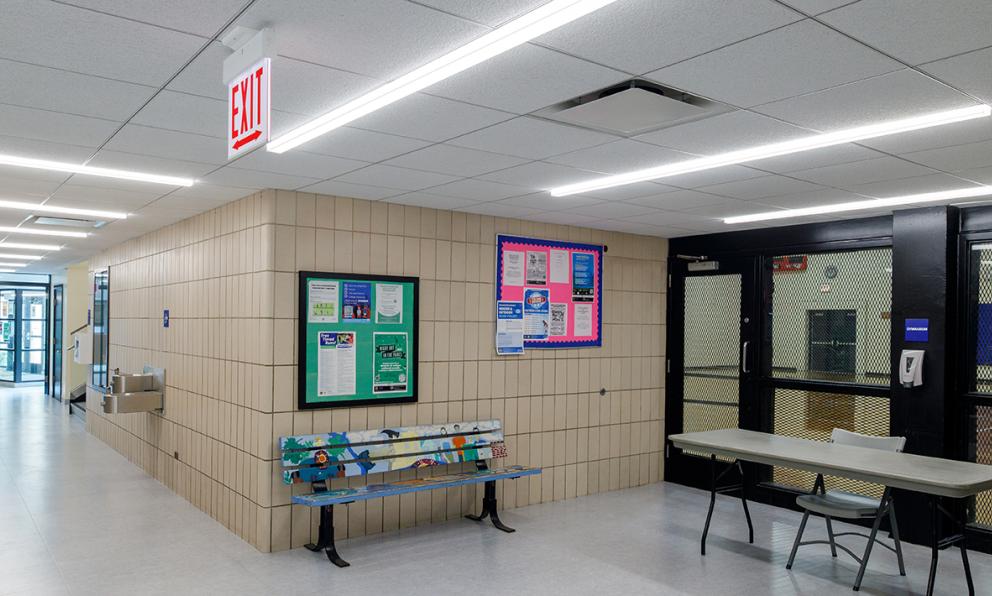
[279, 419, 541, 567]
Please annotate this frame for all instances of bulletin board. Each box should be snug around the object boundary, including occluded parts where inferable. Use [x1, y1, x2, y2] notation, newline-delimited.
[495, 234, 603, 350]
[298, 271, 418, 409]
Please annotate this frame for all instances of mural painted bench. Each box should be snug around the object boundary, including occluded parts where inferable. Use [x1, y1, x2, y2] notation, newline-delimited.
[279, 419, 540, 567]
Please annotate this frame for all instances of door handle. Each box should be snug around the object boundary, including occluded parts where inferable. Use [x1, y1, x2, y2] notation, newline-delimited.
[741, 341, 750, 374]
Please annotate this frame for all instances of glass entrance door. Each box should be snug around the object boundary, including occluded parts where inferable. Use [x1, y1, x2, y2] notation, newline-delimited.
[0, 287, 49, 384]
[0, 290, 14, 381]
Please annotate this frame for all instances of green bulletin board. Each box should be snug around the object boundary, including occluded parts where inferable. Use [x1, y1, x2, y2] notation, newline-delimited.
[298, 271, 419, 409]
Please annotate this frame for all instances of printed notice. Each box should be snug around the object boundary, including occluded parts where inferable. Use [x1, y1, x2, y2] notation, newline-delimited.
[342, 282, 372, 322]
[550, 303, 567, 337]
[574, 303, 593, 337]
[317, 332, 356, 397]
[526, 251, 547, 285]
[308, 280, 339, 323]
[496, 301, 524, 355]
[572, 253, 595, 302]
[375, 283, 403, 324]
[503, 251, 525, 286]
[549, 249, 569, 284]
[373, 332, 409, 393]
[523, 288, 550, 340]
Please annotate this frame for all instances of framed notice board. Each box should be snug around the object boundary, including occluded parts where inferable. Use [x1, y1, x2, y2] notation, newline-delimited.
[495, 234, 603, 350]
[298, 271, 418, 409]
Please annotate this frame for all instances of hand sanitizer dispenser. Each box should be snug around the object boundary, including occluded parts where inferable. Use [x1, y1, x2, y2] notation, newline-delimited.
[899, 350, 924, 388]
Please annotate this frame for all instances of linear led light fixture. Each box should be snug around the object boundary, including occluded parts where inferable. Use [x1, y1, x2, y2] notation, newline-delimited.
[724, 186, 992, 224]
[0, 253, 42, 260]
[549, 105, 992, 197]
[0, 262, 27, 268]
[0, 226, 88, 238]
[0, 269, 15, 273]
[0, 241, 61, 251]
[267, 0, 620, 153]
[0, 154, 194, 186]
[0, 199, 127, 220]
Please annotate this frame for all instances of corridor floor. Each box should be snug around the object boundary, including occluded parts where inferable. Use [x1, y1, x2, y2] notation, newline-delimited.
[1, 388, 989, 595]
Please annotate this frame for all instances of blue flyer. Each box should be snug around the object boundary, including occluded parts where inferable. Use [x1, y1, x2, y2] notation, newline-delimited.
[572, 253, 595, 302]
[523, 288, 550, 340]
[496, 301, 524, 355]
[341, 282, 372, 322]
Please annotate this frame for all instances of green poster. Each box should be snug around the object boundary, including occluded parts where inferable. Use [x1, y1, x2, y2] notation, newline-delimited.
[373, 332, 408, 393]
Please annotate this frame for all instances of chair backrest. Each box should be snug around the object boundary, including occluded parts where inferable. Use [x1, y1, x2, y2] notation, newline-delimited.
[280, 419, 506, 485]
[830, 428, 906, 453]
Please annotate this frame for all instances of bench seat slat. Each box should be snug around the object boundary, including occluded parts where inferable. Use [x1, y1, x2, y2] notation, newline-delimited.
[284, 443, 499, 484]
[291, 466, 541, 507]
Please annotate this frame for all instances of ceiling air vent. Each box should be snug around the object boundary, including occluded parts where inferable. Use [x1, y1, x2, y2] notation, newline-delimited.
[537, 80, 729, 136]
[30, 215, 108, 229]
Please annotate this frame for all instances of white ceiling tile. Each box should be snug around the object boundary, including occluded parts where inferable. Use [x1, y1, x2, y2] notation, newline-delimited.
[48, 182, 165, 207]
[0, 171, 67, 196]
[751, 189, 866, 209]
[62, 0, 246, 37]
[820, 0, 992, 65]
[301, 128, 431, 163]
[0, 135, 96, 163]
[450, 117, 616, 160]
[921, 46, 992, 106]
[594, 219, 672, 236]
[131, 90, 226, 138]
[955, 166, 992, 187]
[497, 193, 603, 211]
[696, 175, 825, 200]
[545, 140, 692, 174]
[0, 104, 118, 147]
[862, 116, 992, 155]
[86, 149, 217, 178]
[648, 20, 900, 108]
[234, 0, 487, 80]
[429, 44, 628, 114]
[145, 194, 232, 212]
[569, 202, 659, 219]
[844, 173, 983, 197]
[624, 189, 736, 210]
[901, 141, 992, 173]
[535, 0, 801, 75]
[200, 166, 321, 190]
[787, 156, 940, 188]
[573, 181, 679, 202]
[427, 178, 531, 201]
[0, 0, 204, 85]
[525, 211, 603, 227]
[354, 93, 514, 142]
[334, 164, 460, 191]
[297, 179, 401, 200]
[752, 69, 979, 130]
[413, 0, 550, 26]
[748, 144, 886, 174]
[231, 149, 367, 180]
[384, 193, 479, 211]
[478, 161, 601, 190]
[620, 209, 717, 229]
[636, 110, 810, 154]
[778, 1, 854, 15]
[685, 200, 785, 218]
[660, 165, 767, 189]
[268, 59, 380, 117]
[103, 124, 228, 165]
[0, 59, 155, 121]
[165, 41, 229, 100]
[457, 202, 544, 219]
[167, 183, 253, 203]
[382, 144, 528, 177]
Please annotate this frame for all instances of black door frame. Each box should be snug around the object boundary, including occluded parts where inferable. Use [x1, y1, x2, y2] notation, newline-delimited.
[52, 284, 64, 400]
[0, 283, 51, 385]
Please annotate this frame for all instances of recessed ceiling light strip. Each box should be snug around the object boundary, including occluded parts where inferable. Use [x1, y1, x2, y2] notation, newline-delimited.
[724, 186, 992, 224]
[0, 253, 43, 260]
[0, 262, 28, 268]
[0, 199, 127, 220]
[0, 226, 88, 238]
[267, 0, 621, 153]
[0, 154, 194, 186]
[0, 242, 62, 251]
[0, 269, 16, 273]
[549, 105, 992, 197]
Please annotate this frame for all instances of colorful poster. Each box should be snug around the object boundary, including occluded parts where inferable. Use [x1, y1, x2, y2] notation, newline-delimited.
[307, 280, 339, 323]
[574, 303, 593, 337]
[342, 282, 371, 322]
[317, 332, 356, 396]
[550, 303, 567, 337]
[373, 332, 409, 393]
[502, 251, 524, 286]
[523, 288, 550, 340]
[572, 253, 595, 302]
[549, 249, 569, 284]
[375, 283, 403, 324]
[496, 301, 524, 355]
[526, 251, 547, 285]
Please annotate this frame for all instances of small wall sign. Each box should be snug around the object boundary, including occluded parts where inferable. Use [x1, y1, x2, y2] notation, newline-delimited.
[163, 309, 170, 328]
[904, 318, 929, 342]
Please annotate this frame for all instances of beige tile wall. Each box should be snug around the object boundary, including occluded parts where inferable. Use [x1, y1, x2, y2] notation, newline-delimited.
[86, 189, 668, 553]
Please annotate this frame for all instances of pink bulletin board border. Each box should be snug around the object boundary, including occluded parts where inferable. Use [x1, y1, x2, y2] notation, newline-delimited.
[495, 234, 603, 349]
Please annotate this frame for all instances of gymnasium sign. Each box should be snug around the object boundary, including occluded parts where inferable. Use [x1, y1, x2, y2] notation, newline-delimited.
[772, 254, 807, 273]
[227, 58, 270, 159]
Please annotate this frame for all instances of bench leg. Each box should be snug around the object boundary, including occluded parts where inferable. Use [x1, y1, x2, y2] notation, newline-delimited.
[306, 505, 350, 568]
[465, 480, 515, 533]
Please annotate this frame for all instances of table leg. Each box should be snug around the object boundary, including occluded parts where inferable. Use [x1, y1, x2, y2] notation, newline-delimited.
[700, 455, 751, 556]
[927, 496, 938, 596]
[701, 455, 717, 556]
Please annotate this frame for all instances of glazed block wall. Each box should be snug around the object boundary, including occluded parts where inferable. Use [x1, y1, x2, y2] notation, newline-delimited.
[86, 189, 667, 553]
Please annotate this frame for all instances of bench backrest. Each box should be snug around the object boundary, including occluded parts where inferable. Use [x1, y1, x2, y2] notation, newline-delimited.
[280, 419, 506, 485]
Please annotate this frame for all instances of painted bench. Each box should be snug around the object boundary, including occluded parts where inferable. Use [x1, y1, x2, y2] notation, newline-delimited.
[279, 419, 541, 567]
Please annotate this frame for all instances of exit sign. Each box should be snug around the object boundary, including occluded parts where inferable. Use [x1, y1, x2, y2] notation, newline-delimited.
[228, 58, 270, 159]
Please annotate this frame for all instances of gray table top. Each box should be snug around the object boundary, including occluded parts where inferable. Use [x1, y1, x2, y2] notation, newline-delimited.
[669, 428, 992, 498]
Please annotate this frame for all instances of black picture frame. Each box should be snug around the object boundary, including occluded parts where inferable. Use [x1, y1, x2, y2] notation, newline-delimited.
[297, 270, 419, 410]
